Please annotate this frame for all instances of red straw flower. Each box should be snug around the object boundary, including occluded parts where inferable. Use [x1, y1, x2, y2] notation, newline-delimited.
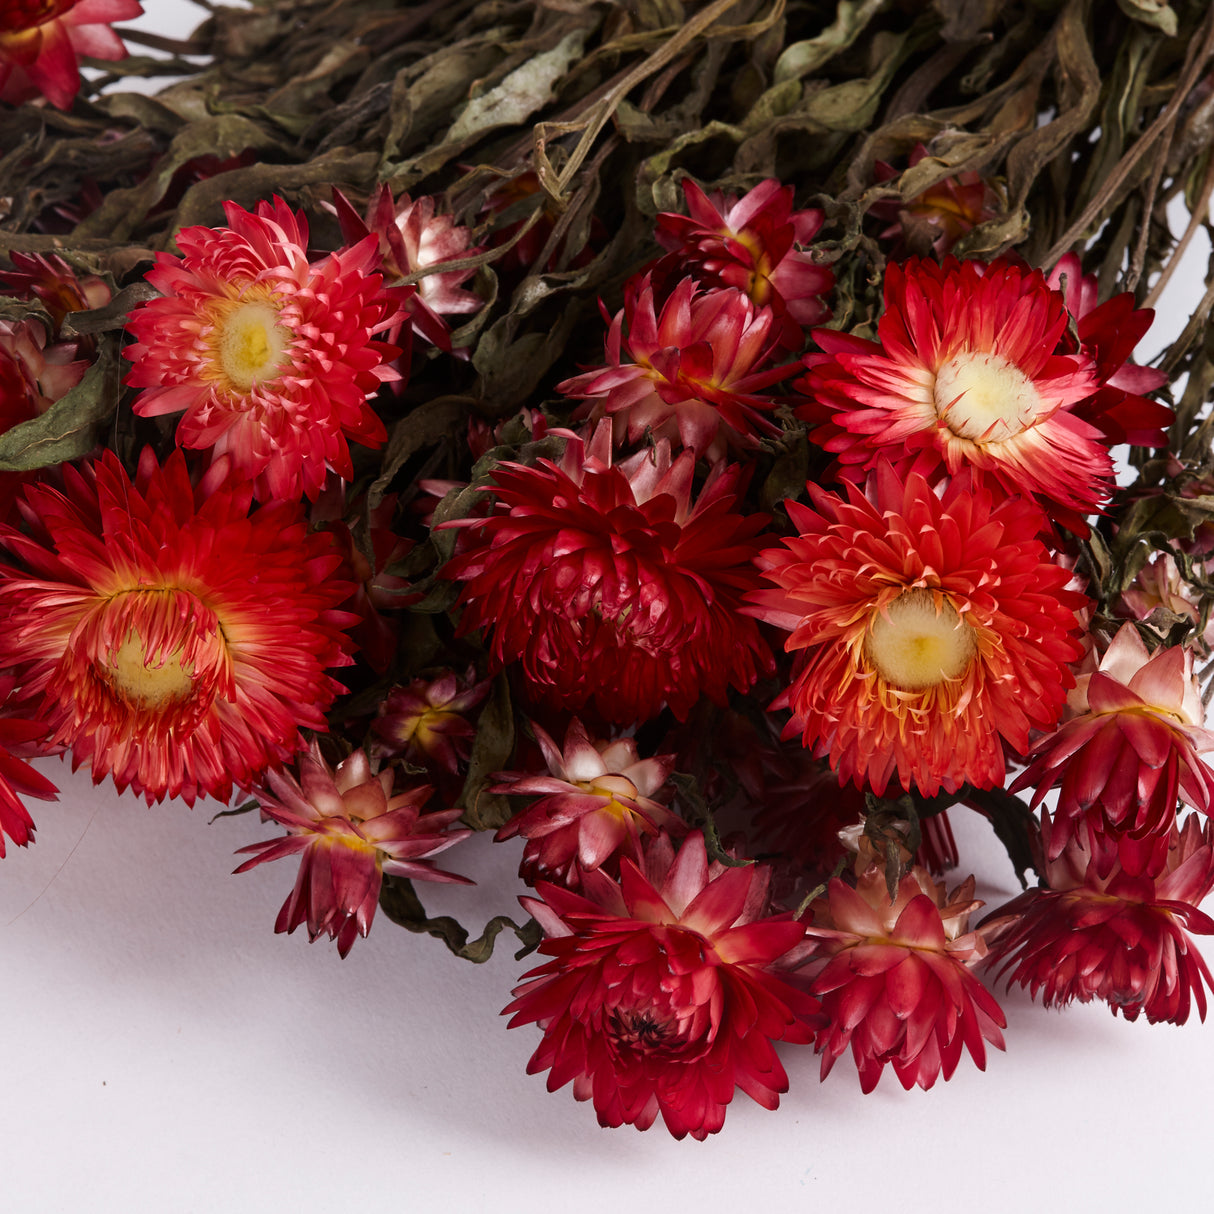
[124, 197, 405, 501]
[0, 675, 58, 858]
[504, 832, 821, 1139]
[492, 718, 683, 884]
[654, 177, 833, 347]
[558, 275, 792, 459]
[442, 423, 774, 725]
[0, 449, 356, 805]
[0, 0, 142, 109]
[750, 463, 1087, 796]
[797, 863, 1006, 1093]
[798, 256, 1107, 528]
[983, 812, 1214, 1025]
[235, 742, 472, 957]
[1011, 623, 1214, 876]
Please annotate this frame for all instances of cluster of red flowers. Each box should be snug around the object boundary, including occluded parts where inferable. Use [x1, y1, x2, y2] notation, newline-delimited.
[1, 34, 1209, 1140]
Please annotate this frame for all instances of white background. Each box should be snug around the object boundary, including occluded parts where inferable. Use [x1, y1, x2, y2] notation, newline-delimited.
[4, 2, 1213, 1211]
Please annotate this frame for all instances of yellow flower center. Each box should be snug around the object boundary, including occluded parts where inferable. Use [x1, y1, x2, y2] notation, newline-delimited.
[933, 350, 1044, 443]
[211, 298, 291, 393]
[866, 590, 975, 690]
[106, 632, 196, 709]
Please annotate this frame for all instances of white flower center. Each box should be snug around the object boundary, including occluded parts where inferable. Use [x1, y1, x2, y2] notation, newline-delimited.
[866, 590, 975, 690]
[216, 301, 290, 391]
[933, 350, 1044, 442]
[107, 632, 196, 709]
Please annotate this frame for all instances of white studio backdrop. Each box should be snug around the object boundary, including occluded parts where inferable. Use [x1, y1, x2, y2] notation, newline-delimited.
[2, 3, 1212, 1212]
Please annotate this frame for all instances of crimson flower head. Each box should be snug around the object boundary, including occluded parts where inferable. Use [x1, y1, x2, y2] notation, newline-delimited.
[504, 831, 821, 1140]
[371, 668, 491, 777]
[0, 448, 356, 805]
[124, 197, 405, 502]
[983, 812, 1214, 1025]
[332, 186, 482, 353]
[235, 743, 472, 957]
[442, 422, 774, 725]
[492, 718, 684, 885]
[0, 674, 58, 858]
[654, 177, 833, 348]
[557, 275, 793, 460]
[0, 0, 142, 109]
[1047, 251, 1171, 448]
[796, 862, 1006, 1093]
[1011, 623, 1214, 876]
[0, 251, 111, 331]
[749, 462, 1087, 797]
[798, 256, 1108, 529]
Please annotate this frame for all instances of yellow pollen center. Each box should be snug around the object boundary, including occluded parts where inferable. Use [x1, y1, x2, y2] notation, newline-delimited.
[216, 301, 290, 391]
[866, 590, 976, 691]
[107, 633, 196, 709]
[933, 350, 1044, 443]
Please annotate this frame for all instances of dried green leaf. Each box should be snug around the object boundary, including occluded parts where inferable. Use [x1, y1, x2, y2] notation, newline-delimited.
[1116, 0, 1178, 36]
[458, 673, 516, 831]
[0, 334, 120, 472]
[773, 0, 888, 83]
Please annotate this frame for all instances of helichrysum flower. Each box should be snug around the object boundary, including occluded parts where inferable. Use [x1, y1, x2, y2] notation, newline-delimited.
[798, 255, 1107, 528]
[371, 669, 491, 776]
[0, 675, 58, 858]
[749, 463, 1087, 797]
[654, 177, 834, 348]
[557, 275, 792, 460]
[983, 812, 1214, 1025]
[1011, 623, 1214, 876]
[796, 863, 1006, 1093]
[492, 718, 683, 884]
[235, 743, 472, 958]
[0, 449, 355, 805]
[1047, 251, 1171, 448]
[124, 197, 405, 502]
[441, 423, 774, 725]
[504, 831, 821, 1140]
[0, 0, 142, 109]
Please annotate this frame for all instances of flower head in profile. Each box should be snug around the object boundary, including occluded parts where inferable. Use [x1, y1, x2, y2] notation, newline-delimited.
[0, 449, 356, 805]
[749, 462, 1087, 796]
[797, 862, 1006, 1093]
[124, 197, 405, 502]
[235, 743, 472, 957]
[504, 831, 821, 1140]
[0, 251, 112, 332]
[1119, 551, 1214, 645]
[0, 0, 142, 109]
[557, 275, 792, 460]
[983, 812, 1214, 1025]
[332, 186, 483, 353]
[654, 178, 833, 348]
[493, 718, 684, 885]
[798, 256, 1107, 529]
[1047, 251, 1171, 448]
[0, 675, 59, 858]
[1010, 624, 1214, 876]
[441, 423, 774, 725]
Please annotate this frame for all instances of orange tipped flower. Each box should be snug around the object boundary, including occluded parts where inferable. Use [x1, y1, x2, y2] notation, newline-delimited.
[504, 832, 821, 1140]
[0, 449, 356, 805]
[235, 742, 472, 957]
[983, 812, 1214, 1025]
[797, 863, 1006, 1093]
[0, 0, 142, 109]
[750, 463, 1087, 796]
[441, 422, 774, 725]
[1011, 624, 1214, 876]
[557, 275, 793, 460]
[124, 197, 405, 502]
[798, 256, 1107, 528]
